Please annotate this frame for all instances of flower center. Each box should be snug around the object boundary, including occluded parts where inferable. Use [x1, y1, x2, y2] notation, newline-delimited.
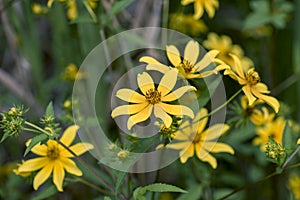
[246, 70, 260, 86]
[180, 59, 194, 73]
[145, 89, 161, 104]
[47, 144, 60, 160]
[192, 133, 201, 144]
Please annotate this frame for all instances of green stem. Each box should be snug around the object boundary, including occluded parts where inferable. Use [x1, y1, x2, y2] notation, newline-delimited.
[282, 145, 300, 169]
[66, 177, 109, 194]
[22, 128, 42, 134]
[218, 162, 300, 200]
[24, 121, 51, 136]
[179, 88, 243, 130]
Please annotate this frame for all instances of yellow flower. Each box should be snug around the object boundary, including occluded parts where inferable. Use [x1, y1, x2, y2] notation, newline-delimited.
[203, 32, 253, 68]
[32, 3, 48, 15]
[253, 117, 286, 150]
[140, 40, 228, 79]
[162, 108, 234, 168]
[67, 0, 78, 20]
[224, 54, 280, 113]
[288, 175, 300, 200]
[181, 0, 219, 19]
[111, 69, 196, 130]
[168, 13, 208, 36]
[240, 96, 275, 126]
[62, 63, 85, 81]
[16, 125, 93, 191]
[297, 138, 300, 145]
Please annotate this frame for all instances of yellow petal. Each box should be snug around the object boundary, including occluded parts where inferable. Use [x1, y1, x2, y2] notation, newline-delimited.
[159, 103, 194, 118]
[137, 72, 155, 96]
[127, 104, 153, 130]
[297, 138, 300, 145]
[197, 150, 217, 169]
[204, 0, 217, 18]
[184, 40, 199, 65]
[179, 145, 194, 163]
[60, 157, 82, 176]
[69, 143, 94, 156]
[18, 157, 49, 172]
[194, 50, 218, 72]
[166, 45, 181, 67]
[33, 161, 54, 190]
[253, 83, 270, 94]
[192, 108, 208, 133]
[53, 161, 65, 192]
[111, 102, 149, 118]
[30, 143, 48, 156]
[181, 0, 194, 6]
[154, 104, 173, 128]
[242, 85, 257, 105]
[166, 141, 192, 150]
[158, 69, 178, 96]
[140, 56, 170, 73]
[210, 143, 235, 154]
[202, 124, 229, 140]
[230, 54, 246, 79]
[116, 89, 145, 103]
[60, 125, 79, 147]
[252, 91, 280, 113]
[172, 129, 192, 141]
[47, 0, 54, 7]
[193, 0, 204, 19]
[161, 86, 196, 102]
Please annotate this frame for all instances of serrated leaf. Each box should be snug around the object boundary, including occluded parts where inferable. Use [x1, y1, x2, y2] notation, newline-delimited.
[31, 185, 58, 200]
[133, 183, 187, 199]
[45, 102, 54, 118]
[109, 0, 135, 17]
[24, 134, 48, 156]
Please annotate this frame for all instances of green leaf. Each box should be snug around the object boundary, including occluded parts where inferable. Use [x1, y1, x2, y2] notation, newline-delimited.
[282, 122, 294, 149]
[0, 132, 11, 143]
[109, 0, 135, 17]
[31, 185, 58, 200]
[24, 134, 48, 156]
[114, 170, 127, 195]
[45, 102, 54, 118]
[133, 183, 187, 200]
[104, 197, 112, 200]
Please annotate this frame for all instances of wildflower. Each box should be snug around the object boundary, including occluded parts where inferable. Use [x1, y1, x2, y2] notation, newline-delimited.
[181, 0, 219, 19]
[240, 96, 274, 126]
[224, 54, 280, 113]
[67, 0, 77, 20]
[203, 32, 253, 68]
[140, 40, 228, 79]
[111, 69, 195, 130]
[161, 108, 234, 168]
[32, 3, 48, 15]
[297, 138, 300, 145]
[253, 117, 286, 150]
[62, 64, 84, 81]
[16, 125, 93, 191]
[287, 175, 300, 200]
[168, 13, 208, 36]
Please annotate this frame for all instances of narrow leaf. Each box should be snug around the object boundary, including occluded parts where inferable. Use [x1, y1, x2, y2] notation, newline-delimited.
[31, 185, 58, 200]
[45, 102, 54, 118]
